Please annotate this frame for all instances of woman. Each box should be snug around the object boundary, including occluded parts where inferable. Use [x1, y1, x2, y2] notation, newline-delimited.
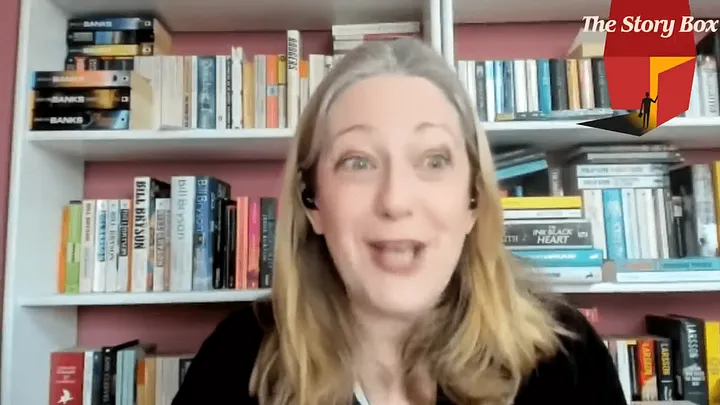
[172, 38, 626, 405]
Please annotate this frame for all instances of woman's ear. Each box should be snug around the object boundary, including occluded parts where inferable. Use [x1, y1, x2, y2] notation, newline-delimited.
[306, 208, 324, 235]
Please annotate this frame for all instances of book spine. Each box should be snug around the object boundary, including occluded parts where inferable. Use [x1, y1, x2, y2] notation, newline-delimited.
[196, 56, 217, 129]
[104, 199, 120, 292]
[582, 189, 607, 258]
[131, 177, 151, 292]
[153, 198, 171, 291]
[474, 61, 487, 121]
[603, 189, 627, 260]
[549, 59, 568, 110]
[259, 198, 277, 288]
[654, 339, 674, 400]
[66, 202, 83, 293]
[247, 198, 261, 288]
[117, 199, 131, 292]
[484, 60, 496, 122]
[92, 200, 108, 292]
[170, 176, 196, 291]
[193, 177, 213, 290]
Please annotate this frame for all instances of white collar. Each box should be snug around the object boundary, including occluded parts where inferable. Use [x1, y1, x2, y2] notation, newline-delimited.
[353, 383, 371, 405]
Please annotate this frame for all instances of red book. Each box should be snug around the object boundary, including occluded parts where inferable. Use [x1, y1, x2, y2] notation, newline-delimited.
[49, 349, 85, 405]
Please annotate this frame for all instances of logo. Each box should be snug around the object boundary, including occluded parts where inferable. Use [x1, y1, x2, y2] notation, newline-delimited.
[577, 0, 709, 136]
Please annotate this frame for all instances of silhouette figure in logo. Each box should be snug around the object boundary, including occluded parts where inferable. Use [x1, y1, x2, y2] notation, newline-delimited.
[638, 92, 658, 129]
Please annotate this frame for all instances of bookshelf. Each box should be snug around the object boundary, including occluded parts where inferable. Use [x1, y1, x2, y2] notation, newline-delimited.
[3, 0, 720, 404]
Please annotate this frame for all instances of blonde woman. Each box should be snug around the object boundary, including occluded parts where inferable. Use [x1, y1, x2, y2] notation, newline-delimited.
[172, 38, 626, 405]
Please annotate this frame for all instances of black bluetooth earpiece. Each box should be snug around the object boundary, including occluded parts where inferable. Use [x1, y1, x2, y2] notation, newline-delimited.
[469, 186, 478, 209]
[299, 170, 318, 210]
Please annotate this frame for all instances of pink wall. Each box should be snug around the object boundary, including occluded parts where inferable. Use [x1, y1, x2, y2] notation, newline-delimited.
[0, 24, 704, 352]
[0, 0, 21, 320]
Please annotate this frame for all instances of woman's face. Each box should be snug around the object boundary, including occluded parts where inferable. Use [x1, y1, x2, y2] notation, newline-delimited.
[308, 74, 476, 319]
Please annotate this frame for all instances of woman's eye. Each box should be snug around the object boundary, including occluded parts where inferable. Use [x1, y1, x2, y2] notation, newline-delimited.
[339, 156, 373, 171]
[424, 154, 450, 169]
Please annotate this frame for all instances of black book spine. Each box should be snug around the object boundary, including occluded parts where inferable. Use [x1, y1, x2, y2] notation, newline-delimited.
[259, 198, 277, 288]
[549, 59, 568, 110]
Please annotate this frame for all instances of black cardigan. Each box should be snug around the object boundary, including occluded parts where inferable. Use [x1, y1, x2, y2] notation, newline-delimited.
[172, 300, 627, 405]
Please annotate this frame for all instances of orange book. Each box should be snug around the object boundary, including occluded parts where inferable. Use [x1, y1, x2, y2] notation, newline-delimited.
[266, 54, 279, 128]
[243, 61, 255, 128]
[300, 59, 309, 80]
[235, 197, 249, 289]
[566, 59, 581, 110]
[57, 205, 70, 293]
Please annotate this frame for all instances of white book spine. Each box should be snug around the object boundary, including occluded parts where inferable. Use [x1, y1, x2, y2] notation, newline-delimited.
[577, 175, 668, 189]
[308, 54, 326, 99]
[653, 188, 670, 259]
[80, 199, 96, 293]
[254, 54, 267, 128]
[615, 341, 633, 405]
[621, 189, 640, 259]
[216, 55, 227, 128]
[686, 62, 702, 117]
[331, 22, 420, 37]
[698, 55, 719, 116]
[525, 59, 539, 112]
[131, 177, 151, 292]
[191, 56, 199, 128]
[171, 176, 196, 291]
[231, 47, 244, 129]
[484, 61, 496, 122]
[582, 189, 607, 258]
[513, 60, 528, 113]
[286, 30, 301, 129]
[637, 188, 659, 259]
[466, 61, 477, 109]
[117, 199, 131, 292]
[153, 198, 171, 292]
[104, 199, 120, 292]
[92, 199, 108, 292]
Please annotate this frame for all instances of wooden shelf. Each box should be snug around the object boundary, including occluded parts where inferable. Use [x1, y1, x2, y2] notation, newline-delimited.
[19, 289, 271, 307]
[554, 281, 720, 294]
[27, 128, 294, 161]
[27, 117, 720, 163]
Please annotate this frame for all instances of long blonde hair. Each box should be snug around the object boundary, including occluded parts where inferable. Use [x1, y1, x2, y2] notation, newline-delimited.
[250, 38, 568, 405]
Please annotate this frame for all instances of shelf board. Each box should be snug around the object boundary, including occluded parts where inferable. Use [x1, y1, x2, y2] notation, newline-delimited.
[453, 0, 718, 24]
[18, 282, 720, 307]
[19, 289, 271, 307]
[50, 0, 423, 32]
[554, 281, 720, 294]
[485, 116, 720, 149]
[27, 117, 720, 162]
[27, 128, 293, 161]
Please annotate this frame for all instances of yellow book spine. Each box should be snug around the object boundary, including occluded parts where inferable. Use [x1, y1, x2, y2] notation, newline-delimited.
[712, 162, 720, 252]
[501, 196, 583, 210]
[706, 320, 720, 405]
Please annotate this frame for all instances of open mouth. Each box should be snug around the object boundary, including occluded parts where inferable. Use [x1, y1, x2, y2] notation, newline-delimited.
[367, 240, 427, 274]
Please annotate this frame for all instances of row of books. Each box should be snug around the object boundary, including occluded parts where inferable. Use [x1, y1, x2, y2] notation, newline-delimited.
[456, 55, 719, 124]
[609, 314, 718, 405]
[31, 16, 421, 131]
[49, 340, 191, 405]
[46, 312, 716, 405]
[56, 177, 277, 294]
[497, 143, 720, 285]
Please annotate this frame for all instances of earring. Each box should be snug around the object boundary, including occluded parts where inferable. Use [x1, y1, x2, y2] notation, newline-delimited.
[469, 197, 477, 209]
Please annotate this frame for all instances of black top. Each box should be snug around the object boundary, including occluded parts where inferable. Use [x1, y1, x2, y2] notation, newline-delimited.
[172, 300, 627, 405]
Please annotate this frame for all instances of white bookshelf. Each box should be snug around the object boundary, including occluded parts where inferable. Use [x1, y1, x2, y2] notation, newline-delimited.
[2, 0, 720, 404]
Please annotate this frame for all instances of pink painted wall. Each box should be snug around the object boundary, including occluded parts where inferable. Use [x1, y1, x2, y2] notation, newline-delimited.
[53, 25, 720, 352]
[0, 0, 21, 320]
